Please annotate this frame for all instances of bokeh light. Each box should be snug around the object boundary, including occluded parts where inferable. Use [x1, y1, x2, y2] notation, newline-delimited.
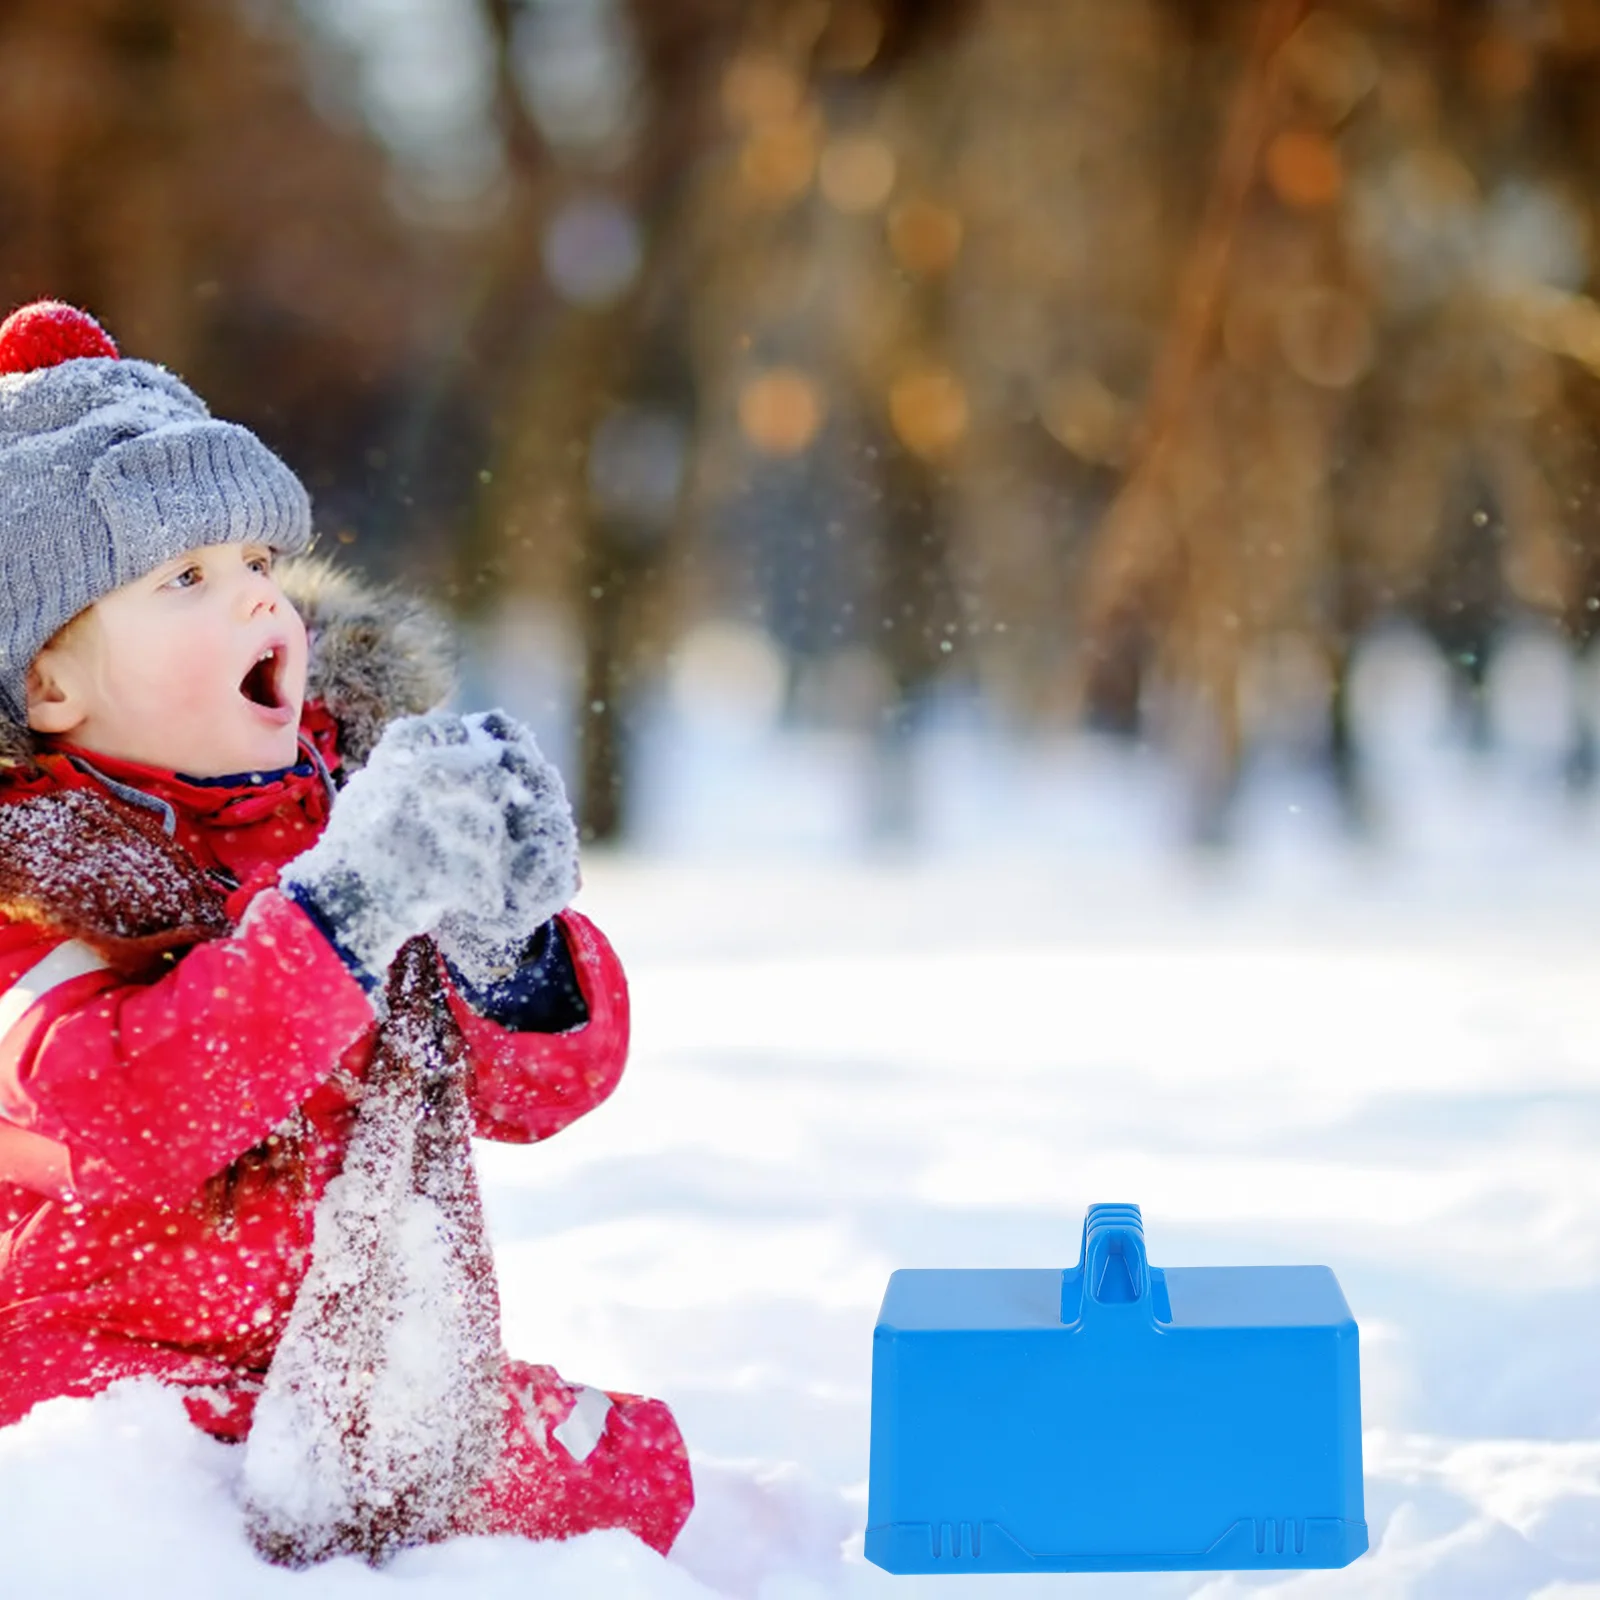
[888, 365, 968, 459]
[739, 112, 821, 206]
[738, 369, 826, 457]
[543, 194, 641, 305]
[886, 199, 963, 275]
[1265, 129, 1344, 210]
[818, 137, 896, 214]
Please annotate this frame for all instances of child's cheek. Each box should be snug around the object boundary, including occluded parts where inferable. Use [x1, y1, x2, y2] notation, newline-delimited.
[153, 635, 231, 719]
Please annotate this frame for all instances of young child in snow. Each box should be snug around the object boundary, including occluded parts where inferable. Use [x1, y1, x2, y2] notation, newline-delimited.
[0, 301, 693, 1564]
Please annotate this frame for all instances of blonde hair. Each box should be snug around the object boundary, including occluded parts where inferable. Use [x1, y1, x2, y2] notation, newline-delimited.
[41, 605, 95, 653]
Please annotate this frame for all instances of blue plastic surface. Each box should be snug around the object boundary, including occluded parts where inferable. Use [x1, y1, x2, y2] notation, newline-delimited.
[865, 1203, 1367, 1573]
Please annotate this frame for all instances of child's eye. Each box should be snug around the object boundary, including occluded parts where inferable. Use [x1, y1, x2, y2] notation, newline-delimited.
[246, 553, 275, 576]
[164, 564, 203, 590]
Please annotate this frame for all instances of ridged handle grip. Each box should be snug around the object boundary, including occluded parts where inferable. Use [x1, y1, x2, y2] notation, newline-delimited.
[1063, 1202, 1150, 1324]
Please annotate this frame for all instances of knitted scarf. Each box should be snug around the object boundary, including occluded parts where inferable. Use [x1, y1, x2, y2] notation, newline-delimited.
[241, 937, 503, 1565]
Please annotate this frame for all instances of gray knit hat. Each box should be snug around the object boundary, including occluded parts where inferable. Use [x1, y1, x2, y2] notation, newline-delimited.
[0, 302, 313, 725]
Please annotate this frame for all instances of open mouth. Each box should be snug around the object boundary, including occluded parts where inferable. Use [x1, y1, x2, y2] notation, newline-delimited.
[239, 644, 287, 711]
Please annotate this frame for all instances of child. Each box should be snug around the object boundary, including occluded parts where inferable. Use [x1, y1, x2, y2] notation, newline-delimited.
[0, 301, 693, 1563]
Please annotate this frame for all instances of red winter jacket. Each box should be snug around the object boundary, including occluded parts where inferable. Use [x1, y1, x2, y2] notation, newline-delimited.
[0, 713, 629, 1434]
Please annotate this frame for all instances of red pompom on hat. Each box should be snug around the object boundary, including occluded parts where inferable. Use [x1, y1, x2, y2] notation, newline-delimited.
[0, 301, 119, 376]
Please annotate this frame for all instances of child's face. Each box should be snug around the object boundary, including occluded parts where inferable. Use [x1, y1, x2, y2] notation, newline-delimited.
[25, 543, 309, 778]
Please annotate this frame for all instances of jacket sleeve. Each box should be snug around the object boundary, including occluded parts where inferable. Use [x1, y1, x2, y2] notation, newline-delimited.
[0, 890, 375, 1207]
[444, 910, 630, 1145]
[441, 918, 590, 1034]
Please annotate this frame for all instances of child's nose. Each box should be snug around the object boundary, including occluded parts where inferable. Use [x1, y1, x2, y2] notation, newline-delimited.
[239, 574, 279, 618]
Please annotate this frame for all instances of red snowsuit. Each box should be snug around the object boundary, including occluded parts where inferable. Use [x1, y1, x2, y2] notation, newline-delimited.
[0, 716, 692, 1556]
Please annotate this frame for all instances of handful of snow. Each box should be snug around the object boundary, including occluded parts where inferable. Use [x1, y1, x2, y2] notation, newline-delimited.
[282, 709, 579, 988]
[435, 709, 581, 989]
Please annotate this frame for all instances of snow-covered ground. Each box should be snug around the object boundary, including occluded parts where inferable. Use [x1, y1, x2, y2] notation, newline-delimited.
[8, 624, 1600, 1597]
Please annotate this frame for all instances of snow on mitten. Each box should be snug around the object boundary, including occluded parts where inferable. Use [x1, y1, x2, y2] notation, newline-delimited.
[432, 710, 580, 990]
[280, 711, 530, 986]
[241, 940, 503, 1566]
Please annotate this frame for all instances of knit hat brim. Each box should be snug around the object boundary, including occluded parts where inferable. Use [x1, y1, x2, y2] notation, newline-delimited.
[93, 419, 314, 580]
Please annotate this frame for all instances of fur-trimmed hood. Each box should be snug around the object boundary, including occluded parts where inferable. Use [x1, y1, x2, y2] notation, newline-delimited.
[0, 555, 456, 773]
[276, 557, 456, 768]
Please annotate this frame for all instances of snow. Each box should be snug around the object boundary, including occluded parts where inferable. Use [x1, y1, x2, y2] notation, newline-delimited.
[7, 654, 1600, 1595]
[284, 709, 577, 985]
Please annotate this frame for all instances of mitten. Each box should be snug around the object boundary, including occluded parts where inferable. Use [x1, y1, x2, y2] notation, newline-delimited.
[432, 710, 580, 990]
[280, 711, 531, 986]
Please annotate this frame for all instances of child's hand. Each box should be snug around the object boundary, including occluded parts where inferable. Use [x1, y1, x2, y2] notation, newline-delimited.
[433, 710, 580, 988]
[280, 710, 541, 983]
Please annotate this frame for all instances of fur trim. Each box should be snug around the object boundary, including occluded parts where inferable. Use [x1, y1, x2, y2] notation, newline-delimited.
[278, 557, 456, 770]
[0, 556, 456, 773]
[0, 713, 29, 768]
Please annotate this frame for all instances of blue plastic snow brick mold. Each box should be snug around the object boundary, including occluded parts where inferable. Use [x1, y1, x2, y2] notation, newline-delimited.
[865, 1203, 1366, 1573]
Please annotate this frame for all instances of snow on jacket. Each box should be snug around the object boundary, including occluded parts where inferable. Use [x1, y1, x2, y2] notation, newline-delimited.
[0, 565, 630, 1452]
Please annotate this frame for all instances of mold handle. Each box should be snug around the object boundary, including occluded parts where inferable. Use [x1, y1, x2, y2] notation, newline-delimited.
[1063, 1203, 1152, 1324]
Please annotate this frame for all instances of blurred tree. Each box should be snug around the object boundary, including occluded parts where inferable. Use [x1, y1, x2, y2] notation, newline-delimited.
[0, 0, 444, 559]
[462, 0, 741, 841]
[1069, 0, 1600, 834]
[12, 0, 1600, 844]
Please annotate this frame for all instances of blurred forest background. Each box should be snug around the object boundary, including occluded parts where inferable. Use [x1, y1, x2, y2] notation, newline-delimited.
[7, 0, 1600, 846]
